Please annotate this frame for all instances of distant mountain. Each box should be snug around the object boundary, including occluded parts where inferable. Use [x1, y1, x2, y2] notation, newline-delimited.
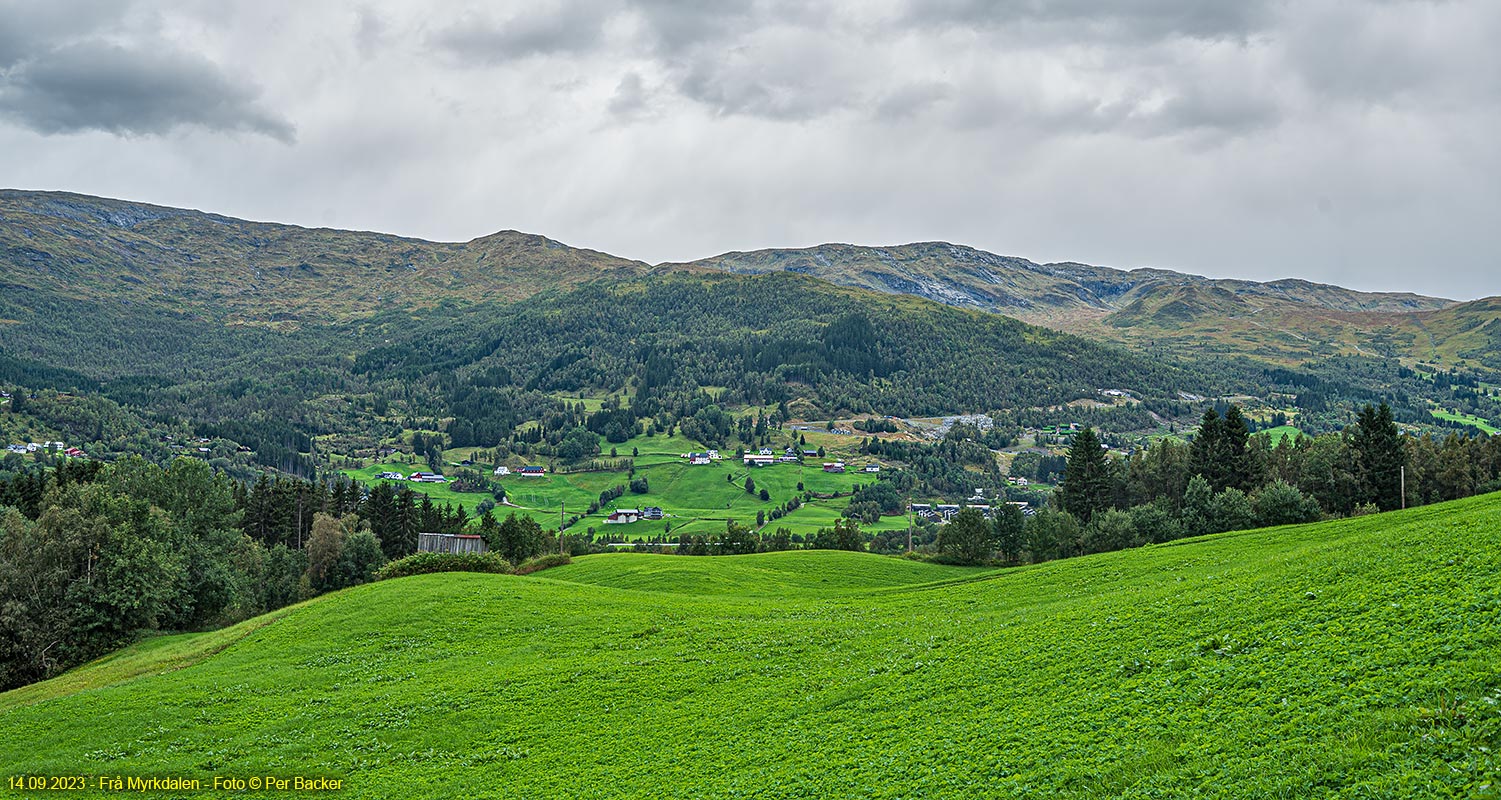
[670, 242, 1482, 367]
[0, 190, 652, 324]
[3, 190, 1494, 369]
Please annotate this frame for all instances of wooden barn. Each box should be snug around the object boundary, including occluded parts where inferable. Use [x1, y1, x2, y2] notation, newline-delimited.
[417, 532, 488, 555]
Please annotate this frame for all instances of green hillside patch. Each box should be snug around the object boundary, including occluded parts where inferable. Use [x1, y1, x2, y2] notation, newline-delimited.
[545, 550, 986, 597]
[341, 463, 503, 516]
[6, 493, 1500, 797]
[1256, 425, 1304, 445]
[1431, 409, 1499, 435]
[345, 457, 896, 539]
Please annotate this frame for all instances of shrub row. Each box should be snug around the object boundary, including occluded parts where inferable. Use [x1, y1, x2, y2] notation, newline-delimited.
[515, 553, 572, 575]
[375, 551, 514, 580]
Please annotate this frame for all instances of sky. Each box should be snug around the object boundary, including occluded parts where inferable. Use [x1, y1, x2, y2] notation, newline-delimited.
[1, 1, 1497, 300]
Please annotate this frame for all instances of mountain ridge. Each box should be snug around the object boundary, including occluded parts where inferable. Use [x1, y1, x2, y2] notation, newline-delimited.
[2, 188, 1494, 368]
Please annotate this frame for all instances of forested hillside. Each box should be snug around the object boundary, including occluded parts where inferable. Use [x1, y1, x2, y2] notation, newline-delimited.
[1, 259, 1219, 476]
[3, 192, 1498, 482]
[674, 240, 1498, 368]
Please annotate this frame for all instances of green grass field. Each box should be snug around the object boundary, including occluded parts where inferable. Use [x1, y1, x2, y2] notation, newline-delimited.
[1431, 409, 1499, 435]
[341, 463, 512, 517]
[344, 456, 900, 539]
[1255, 425, 1303, 445]
[5, 494, 1499, 797]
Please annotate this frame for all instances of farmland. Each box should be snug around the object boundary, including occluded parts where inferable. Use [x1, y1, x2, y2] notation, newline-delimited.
[1255, 424, 1304, 445]
[342, 437, 905, 539]
[4, 492, 1498, 798]
[1432, 409, 1499, 435]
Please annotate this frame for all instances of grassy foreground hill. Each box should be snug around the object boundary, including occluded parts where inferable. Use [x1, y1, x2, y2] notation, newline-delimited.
[4, 494, 1499, 798]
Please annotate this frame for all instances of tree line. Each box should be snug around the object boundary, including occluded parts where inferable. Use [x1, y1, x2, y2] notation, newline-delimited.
[0, 457, 559, 690]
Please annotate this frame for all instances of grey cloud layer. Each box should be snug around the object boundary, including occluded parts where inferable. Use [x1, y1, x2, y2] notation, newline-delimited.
[0, 1, 292, 139]
[0, 0, 1496, 299]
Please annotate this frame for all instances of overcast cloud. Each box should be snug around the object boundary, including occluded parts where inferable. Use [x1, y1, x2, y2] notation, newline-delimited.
[1, 0, 1497, 299]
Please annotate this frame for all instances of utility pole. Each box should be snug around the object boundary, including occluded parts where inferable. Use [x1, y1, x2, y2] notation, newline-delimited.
[906, 493, 913, 554]
[560, 502, 566, 553]
[1400, 466, 1406, 510]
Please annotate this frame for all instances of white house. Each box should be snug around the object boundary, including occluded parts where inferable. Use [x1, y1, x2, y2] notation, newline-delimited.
[743, 453, 776, 466]
[606, 508, 641, 524]
[493, 466, 511, 476]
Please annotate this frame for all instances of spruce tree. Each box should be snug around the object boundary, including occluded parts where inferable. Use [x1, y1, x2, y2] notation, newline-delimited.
[1353, 402, 1406, 511]
[1219, 405, 1252, 491]
[1060, 427, 1111, 523]
[1189, 408, 1223, 489]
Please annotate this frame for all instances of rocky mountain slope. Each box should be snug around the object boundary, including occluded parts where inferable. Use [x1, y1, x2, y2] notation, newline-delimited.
[3, 190, 1494, 368]
[669, 242, 1494, 367]
[0, 190, 653, 325]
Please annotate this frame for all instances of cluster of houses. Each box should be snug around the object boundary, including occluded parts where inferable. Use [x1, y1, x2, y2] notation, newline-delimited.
[6, 441, 85, 458]
[733, 448, 881, 474]
[741, 448, 786, 466]
[605, 507, 665, 524]
[683, 450, 722, 465]
[379, 465, 551, 484]
[492, 465, 547, 477]
[910, 501, 1032, 523]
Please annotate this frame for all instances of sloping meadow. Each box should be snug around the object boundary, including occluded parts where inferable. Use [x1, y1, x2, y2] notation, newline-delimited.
[3, 496, 1499, 798]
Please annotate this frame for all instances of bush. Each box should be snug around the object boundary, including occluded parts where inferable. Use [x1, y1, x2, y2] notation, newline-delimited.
[515, 553, 572, 575]
[375, 551, 514, 580]
[1252, 480, 1324, 527]
[1208, 488, 1255, 533]
[1082, 508, 1138, 554]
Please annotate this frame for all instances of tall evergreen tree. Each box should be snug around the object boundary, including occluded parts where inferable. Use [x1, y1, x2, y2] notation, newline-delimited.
[1060, 427, 1112, 523]
[1352, 402, 1406, 511]
[1189, 408, 1224, 489]
[1219, 406, 1252, 491]
[1190, 405, 1252, 492]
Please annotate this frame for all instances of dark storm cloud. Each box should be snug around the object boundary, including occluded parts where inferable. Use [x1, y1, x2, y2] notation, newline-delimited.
[0, 41, 294, 140]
